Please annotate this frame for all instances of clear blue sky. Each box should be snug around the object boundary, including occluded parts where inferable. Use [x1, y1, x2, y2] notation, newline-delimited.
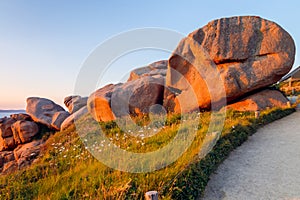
[1, 0, 299, 109]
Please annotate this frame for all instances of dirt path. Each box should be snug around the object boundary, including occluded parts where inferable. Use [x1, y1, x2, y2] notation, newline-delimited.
[201, 111, 300, 200]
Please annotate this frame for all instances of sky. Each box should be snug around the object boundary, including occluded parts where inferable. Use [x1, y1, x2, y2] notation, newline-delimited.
[1, 0, 300, 109]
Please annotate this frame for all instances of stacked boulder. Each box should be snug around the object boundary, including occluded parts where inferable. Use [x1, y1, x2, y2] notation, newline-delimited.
[87, 61, 167, 122]
[61, 95, 88, 130]
[0, 97, 73, 174]
[87, 16, 295, 122]
[0, 114, 40, 174]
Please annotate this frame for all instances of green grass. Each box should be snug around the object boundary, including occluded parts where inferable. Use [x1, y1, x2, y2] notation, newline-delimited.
[0, 107, 295, 200]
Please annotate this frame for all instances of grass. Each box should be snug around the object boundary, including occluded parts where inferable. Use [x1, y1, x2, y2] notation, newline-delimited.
[0, 107, 295, 199]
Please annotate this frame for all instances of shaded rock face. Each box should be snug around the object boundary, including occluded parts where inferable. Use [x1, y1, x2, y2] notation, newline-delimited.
[111, 76, 165, 117]
[11, 120, 39, 144]
[226, 89, 289, 111]
[26, 97, 70, 130]
[0, 118, 17, 151]
[64, 95, 88, 114]
[61, 106, 88, 130]
[166, 16, 295, 112]
[13, 140, 42, 169]
[127, 60, 168, 81]
[0, 151, 16, 173]
[88, 76, 165, 122]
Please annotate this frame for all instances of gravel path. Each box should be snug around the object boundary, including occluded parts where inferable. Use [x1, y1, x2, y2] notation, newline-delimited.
[201, 111, 300, 200]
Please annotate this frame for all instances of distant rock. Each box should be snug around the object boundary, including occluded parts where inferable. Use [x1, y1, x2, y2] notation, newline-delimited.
[26, 97, 70, 130]
[12, 120, 39, 144]
[0, 151, 15, 169]
[226, 89, 289, 111]
[13, 140, 42, 169]
[10, 113, 32, 121]
[61, 106, 88, 130]
[87, 84, 120, 122]
[166, 16, 295, 112]
[127, 60, 167, 81]
[64, 95, 88, 114]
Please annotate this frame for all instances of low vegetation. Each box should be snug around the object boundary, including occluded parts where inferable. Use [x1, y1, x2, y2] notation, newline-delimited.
[0, 107, 295, 199]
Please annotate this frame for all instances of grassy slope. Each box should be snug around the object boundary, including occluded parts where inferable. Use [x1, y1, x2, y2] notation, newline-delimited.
[0, 108, 295, 200]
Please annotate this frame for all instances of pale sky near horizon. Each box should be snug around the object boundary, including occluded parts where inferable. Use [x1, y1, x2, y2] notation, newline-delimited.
[1, 0, 300, 109]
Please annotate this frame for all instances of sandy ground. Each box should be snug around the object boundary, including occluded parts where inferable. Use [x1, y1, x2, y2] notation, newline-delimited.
[201, 110, 300, 200]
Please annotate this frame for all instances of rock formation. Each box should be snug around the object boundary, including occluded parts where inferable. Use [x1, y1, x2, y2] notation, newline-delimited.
[127, 60, 167, 81]
[26, 97, 70, 130]
[87, 83, 120, 122]
[226, 89, 289, 111]
[61, 106, 88, 130]
[166, 16, 295, 112]
[64, 95, 88, 114]
[88, 76, 165, 122]
[12, 120, 39, 144]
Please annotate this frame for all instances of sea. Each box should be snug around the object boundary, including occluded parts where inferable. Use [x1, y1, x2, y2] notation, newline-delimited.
[0, 110, 26, 118]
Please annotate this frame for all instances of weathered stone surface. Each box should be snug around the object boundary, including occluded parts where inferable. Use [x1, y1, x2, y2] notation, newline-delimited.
[26, 97, 70, 130]
[226, 89, 289, 111]
[11, 120, 39, 144]
[10, 113, 32, 121]
[0, 136, 16, 151]
[0, 151, 15, 168]
[111, 76, 165, 117]
[0, 117, 16, 138]
[61, 106, 88, 130]
[13, 140, 42, 169]
[88, 76, 165, 122]
[1, 160, 17, 174]
[87, 84, 120, 122]
[0, 151, 15, 163]
[64, 95, 88, 114]
[127, 60, 168, 81]
[166, 16, 295, 112]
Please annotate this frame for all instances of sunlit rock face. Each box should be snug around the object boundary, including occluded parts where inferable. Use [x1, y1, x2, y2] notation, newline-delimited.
[166, 16, 295, 112]
[226, 89, 289, 111]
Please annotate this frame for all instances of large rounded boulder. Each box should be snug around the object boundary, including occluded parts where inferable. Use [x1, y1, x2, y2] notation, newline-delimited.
[166, 16, 295, 111]
[26, 97, 70, 130]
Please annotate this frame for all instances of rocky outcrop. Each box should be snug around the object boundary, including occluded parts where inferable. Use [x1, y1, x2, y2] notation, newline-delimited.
[0, 118, 17, 151]
[10, 113, 32, 121]
[226, 89, 289, 111]
[87, 84, 120, 122]
[0, 115, 43, 174]
[127, 60, 167, 81]
[13, 140, 42, 169]
[111, 76, 165, 117]
[12, 120, 39, 144]
[61, 106, 88, 130]
[64, 95, 88, 114]
[0, 151, 16, 173]
[26, 97, 70, 130]
[166, 16, 295, 112]
[88, 76, 165, 122]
